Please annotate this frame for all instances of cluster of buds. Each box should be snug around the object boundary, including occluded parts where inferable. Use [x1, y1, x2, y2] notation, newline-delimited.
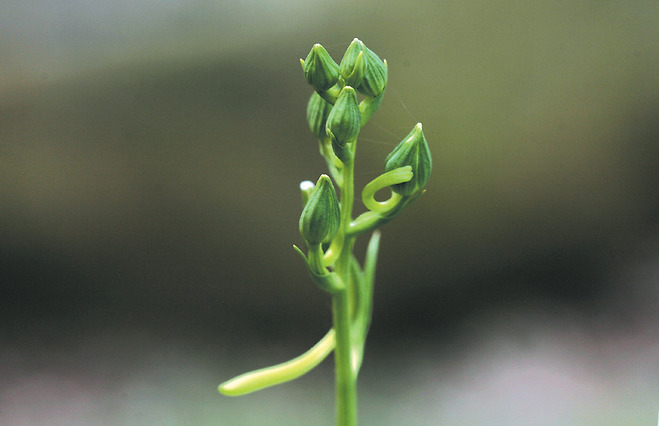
[301, 38, 388, 163]
[299, 38, 432, 267]
[302, 38, 387, 101]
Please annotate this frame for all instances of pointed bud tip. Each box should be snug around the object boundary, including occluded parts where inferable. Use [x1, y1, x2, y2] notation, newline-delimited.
[342, 85, 357, 95]
[408, 123, 424, 141]
[405, 123, 424, 143]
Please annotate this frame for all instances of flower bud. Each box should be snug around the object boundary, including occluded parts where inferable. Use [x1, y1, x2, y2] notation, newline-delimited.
[299, 175, 340, 245]
[358, 44, 387, 98]
[306, 92, 332, 139]
[384, 123, 432, 196]
[301, 44, 340, 92]
[340, 39, 387, 98]
[339, 39, 366, 88]
[325, 86, 361, 148]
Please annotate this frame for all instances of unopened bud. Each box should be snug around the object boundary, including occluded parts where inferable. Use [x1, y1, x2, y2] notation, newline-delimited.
[384, 123, 432, 196]
[339, 39, 366, 88]
[299, 175, 340, 245]
[325, 86, 360, 148]
[306, 92, 332, 139]
[358, 44, 387, 97]
[339, 39, 387, 98]
[301, 44, 340, 92]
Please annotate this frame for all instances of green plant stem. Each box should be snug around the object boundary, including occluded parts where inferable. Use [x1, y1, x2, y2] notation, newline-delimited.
[332, 154, 357, 426]
[332, 289, 356, 425]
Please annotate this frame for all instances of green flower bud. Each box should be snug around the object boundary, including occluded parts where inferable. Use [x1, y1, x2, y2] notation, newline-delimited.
[384, 123, 432, 196]
[301, 44, 340, 92]
[306, 92, 332, 139]
[326, 86, 360, 148]
[358, 43, 387, 98]
[339, 39, 387, 98]
[339, 39, 366, 88]
[299, 175, 340, 245]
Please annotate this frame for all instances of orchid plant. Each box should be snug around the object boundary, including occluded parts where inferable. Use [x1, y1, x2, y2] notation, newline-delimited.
[219, 38, 432, 426]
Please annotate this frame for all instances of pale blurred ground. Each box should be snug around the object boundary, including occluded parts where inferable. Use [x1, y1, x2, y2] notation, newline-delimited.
[1, 0, 658, 425]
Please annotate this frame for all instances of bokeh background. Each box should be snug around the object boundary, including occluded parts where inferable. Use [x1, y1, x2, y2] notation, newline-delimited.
[1, 1, 658, 424]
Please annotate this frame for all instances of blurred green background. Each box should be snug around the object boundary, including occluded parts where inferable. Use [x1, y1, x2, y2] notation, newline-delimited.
[1, 0, 657, 424]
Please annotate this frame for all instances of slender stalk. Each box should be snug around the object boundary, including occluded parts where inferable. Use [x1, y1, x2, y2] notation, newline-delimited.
[332, 289, 357, 425]
[332, 155, 357, 425]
